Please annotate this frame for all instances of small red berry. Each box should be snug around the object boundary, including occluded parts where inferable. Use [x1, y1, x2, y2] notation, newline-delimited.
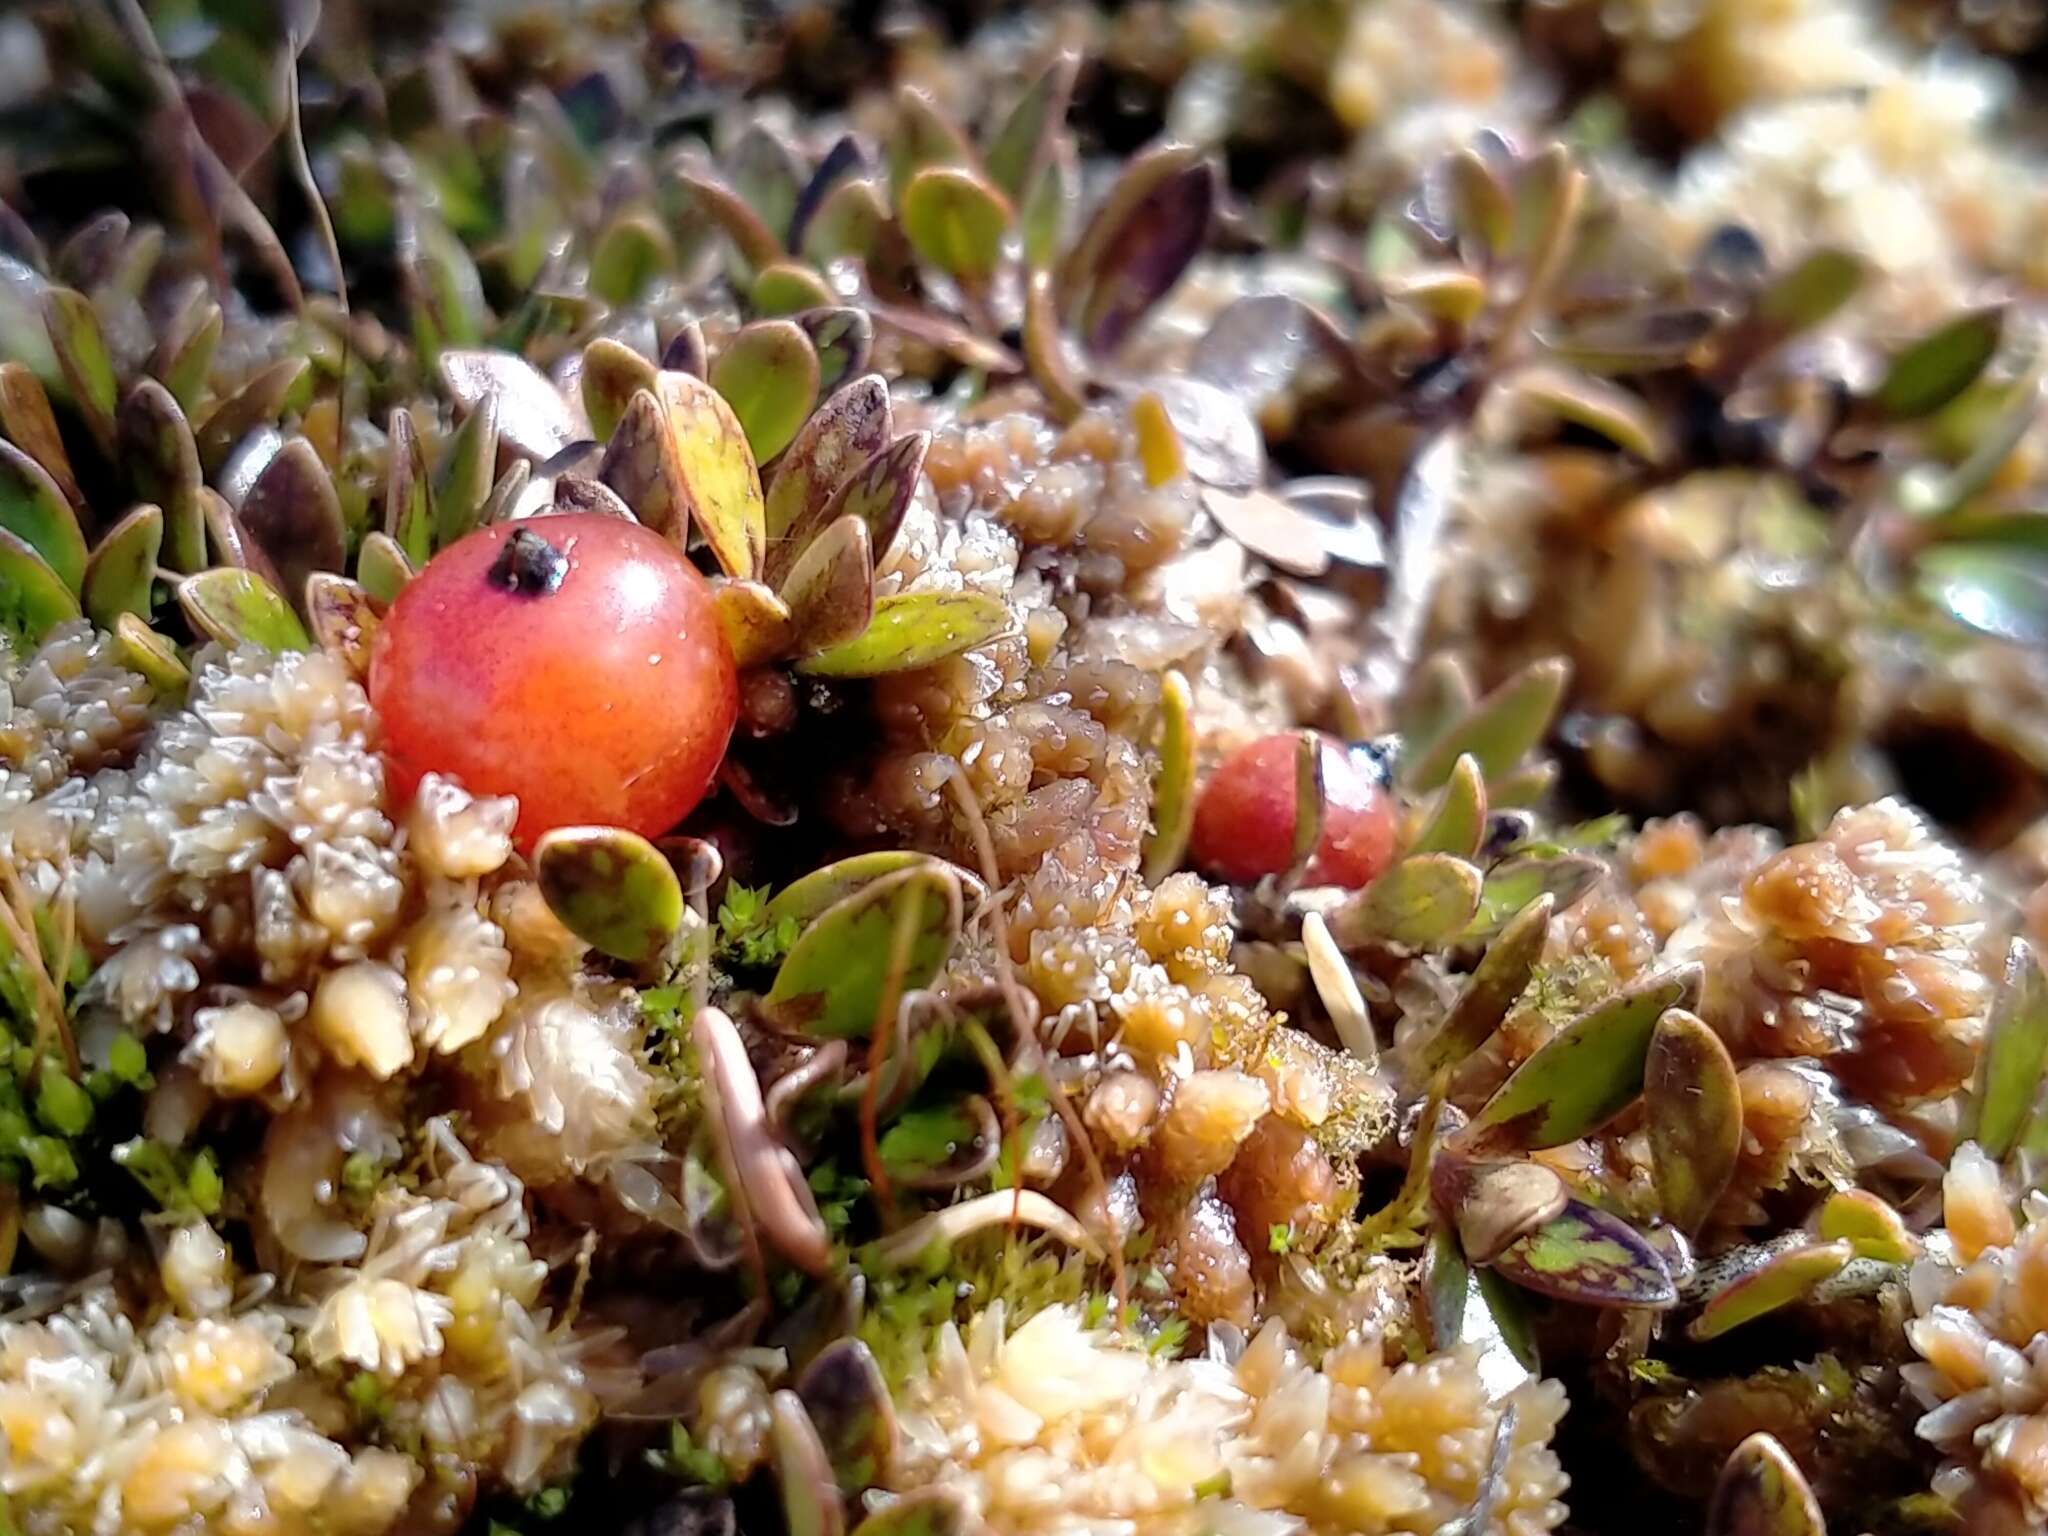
[1189, 733, 1397, 888]
[369, 514, 737, 846]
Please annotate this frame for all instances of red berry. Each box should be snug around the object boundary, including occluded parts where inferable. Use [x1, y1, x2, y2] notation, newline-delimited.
[1189, 733, 1397, 888]
[369, 515, 737, 846]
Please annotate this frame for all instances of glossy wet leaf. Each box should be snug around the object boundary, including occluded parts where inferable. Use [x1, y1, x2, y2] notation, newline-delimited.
[176, 567, 309, 653]
[1064, 148, 1215, 356]
[1965, 938, 2048, 1162]
[753, 262, 835, 317]
[1412, 753, 1487, 858]
[1142, 669, 1196, 884]
[888, 87, 975, 198]
[590, 211, 672, 306]
[535, 825, 685, 964]
[357, 532, 414, 607]
[1472, 967, 1702, 1149]
[711, 320, 821, 465]
[0, 528, 79, 646]
[1871, 306, 2004, 421]
[1408, 657, 1570, 791]
[120, 380, 205, 572]
[0, 439, 84, 593]
[433, 391, 500, 547]
[658, 370, 767, 578]
[1490, 1198, 1677, 1309]
[713, 579, 794, 668]
[901, 166, 1011, 287]
[1817, 1190, 1914, 1264]
[796, 1338, 898, 1492]
[679, 169, 785, 276]
[439, 348, 582, 462]
[41, 286, 116, 451]
[814, 431, 927, 572]
[1645, 1006, 1741, 1234]
[0, 362, 81, 508]
[765, 863, 964, 1039]
[158, 300, 222, 417]
[82, 503, 162, 630]
[782, 515, 874, 655]
[984, 52, 1077, 202]
[240, 437, 344, 616]
[194, 357, 309, 477]
[1689, 1241, 1853, 1341]
[803, 178, 892, 266]
[382, 407, 434, 566]
[1329, 853, 1483, 951]
[599, 388, 689, 542]
[115, 613, 189, 694]
[1706, 1433, 1826, 1536]
[1423, 894, 1553, 1072]
[305, 573, 380, 677]
[770, 1390, 845, 1536]
[797, 590, 1012, 678]
[764, 852, 955, 934]
[1437, 1157, 1570, 1265]
[1916, 547, 2048, 645]
[794, 308, 874, 397]
[765, 374, 893, 560]
[580, 337, 657, 444]
[1464, 853, 1603, 940]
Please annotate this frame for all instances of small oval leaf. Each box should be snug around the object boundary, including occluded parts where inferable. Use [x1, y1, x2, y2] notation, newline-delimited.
[795, 1338, 898, 1493]
[781, 515, 875, 655]
[816, 431, 927, 571]
[42, 286, 117, 450]
[120, 380, 206, 573]
[383, 406, 434, 567]
[763, 853, 957, 935]
[580, 337, 658, 444]
[1871, 306, 2005, 421]
[82, 502, 162, 630]
[709, 320, 821, 465]
[901, 166, 1012, 287]
[305, 573, 380, 678]
[764, 374, 893, 564]
[0, 362, 82, 508]
[440, 347, 583, 462]
[176, 567, 309, 653]
[1645, 1006, 1742, 1234]
[657, 370, 768, 578]
[770, 1390, 844, 1536]
[1141, 669, 1196, 884]
[357, 531, 415, 606]
[794, 308, 875, 398]
[1423, 894, 1553, 1072]
[1816, 1190, 1914, 1264]
[535, 825, 685, 965]
[1062, 147, 1215, 356]
[1407, 657, 1571, 791]
[0, 527, 81, 646]
[114, 613, 189, 694]
[195, 357, 309, 477]
[1472, 967, 1703, 1149]
[1411, 753, 1487, 858]
[240, 437, 345, 615]
[1706, 1433, 1826, 1536]
[1328, 853, 1484, 951]
[1490, 1199, 1677, 1309]
[713, 578, 795, 668]
[753, 262, 836, 317]
[795, 590, 1013, 679]
[765, 863, 965, 1039]
[983, 52, 1078, 203]
[0, 438, 85, 593]
[432, 390, 501, 548]
[1689, 1240, 1853, 1341]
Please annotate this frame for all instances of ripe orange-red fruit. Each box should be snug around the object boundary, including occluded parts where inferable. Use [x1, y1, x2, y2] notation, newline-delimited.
[369, 514, 737, 846]
[1189, 733, 1396, 888]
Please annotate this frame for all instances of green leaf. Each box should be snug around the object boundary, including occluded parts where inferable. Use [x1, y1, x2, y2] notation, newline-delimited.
[796, 591, 1013, 678]
[0, 528, 80, 646]
[356, 532, 414, 607]
[802, 179, 892, 266]
[679, 169, 786, 278]
[176, 568, 310, 653]
[1327, 853, 1483, 951]
[814, 431, 928, 572]
[0, 361, 81, 508]
[877, 1102, 985, 1185]
[1472, 966, 1701, 1149]
[1964, 938, 2048, 1162]
[82, 503, 163, 629]
[381, 407, 434, 567]
[763, 851, 950, 934]
[1422, 894, 1553, 1072]
[728, 125, 807, 248]
[1689, 1241, 1852, 1341]
[534, 825, 685, 964]
[1816, 1190, 1914, 1264]
[794, 308, 875, 397]
[1410, 752, 1486, 858]
[589, 211, 672, 306]
[41, 286, 116, 451]
[711, 578, 794, 668]
[0, 439, 84, 593]
[1752, 248, 1866, 338]
[656, 370, 768, 578]
[1406, 657, 1570, 791]
[113, 614, 189, 694]
[579, 337, 657, 445]
[1871, 306, 2005, 421]
[794, 1339, 897, 1494]
[1916, 547, 2048, 645]
[887, 87, 974, 200]
[901, 167, 1012, 287]
[710, 319, 822, 465]
[1142, 670, 1196, 884]
[1462, 853, 1604, 941]
[752, 262, 836, 317]
[764, 374, 893, 564]
[983, 52, 1078, 203]
[1645, 1006, 1742, 1234]
[1705, 1433, 1826, 1536]
[158, 299, 223, 418]
[432, 391, 500, 548]
[765, 863, 964, 1039]
[120, 379, 206, 573]
[1490, 1198, 1676, 1309]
